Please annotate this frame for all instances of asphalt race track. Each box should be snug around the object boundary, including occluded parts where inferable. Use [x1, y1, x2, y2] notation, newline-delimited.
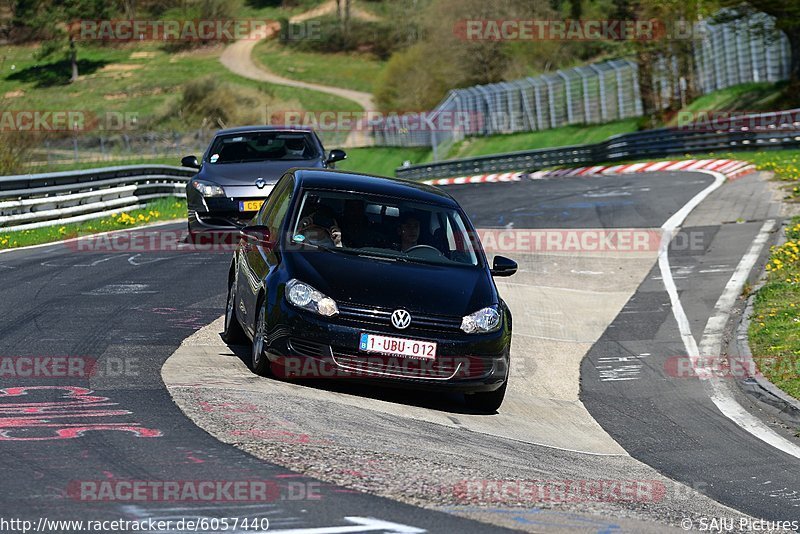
[0, 226, 509, 533]
[1, 170, 798, 532]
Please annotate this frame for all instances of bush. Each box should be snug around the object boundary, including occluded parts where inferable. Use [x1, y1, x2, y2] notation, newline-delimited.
[173, 77, 267, 128]
[0, 130, 39, 175]
[159, 0, 243, 51]
[281, 16, 407, 60]
[374, 42, 451, 112]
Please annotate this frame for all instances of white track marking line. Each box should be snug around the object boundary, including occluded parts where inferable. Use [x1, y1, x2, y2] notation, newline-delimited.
[696, 220, 800, 458]
[658, 170, 800, 459]
[268, 517, 425, 534]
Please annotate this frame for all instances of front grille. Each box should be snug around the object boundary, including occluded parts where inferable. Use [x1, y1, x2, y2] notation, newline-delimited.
[336, 303, 463, 333]
[331, 349, 461, 380]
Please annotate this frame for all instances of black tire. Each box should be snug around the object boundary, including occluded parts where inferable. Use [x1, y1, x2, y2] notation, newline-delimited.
[221, 276, 247, 345]
[465, 381, 507, 413]
[249, 299, 272, 377]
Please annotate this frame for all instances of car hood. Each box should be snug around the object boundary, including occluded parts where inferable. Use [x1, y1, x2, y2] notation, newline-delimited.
[197, 159, 324, 185]
[285, 248, 496, 317]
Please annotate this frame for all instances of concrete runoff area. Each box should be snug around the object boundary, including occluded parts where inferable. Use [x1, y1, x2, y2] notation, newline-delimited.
[162, 171, 784, 531]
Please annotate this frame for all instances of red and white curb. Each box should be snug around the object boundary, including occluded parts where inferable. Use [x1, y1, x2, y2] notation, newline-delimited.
[423, 171, 525, 186]
[423, 159, 756, 186]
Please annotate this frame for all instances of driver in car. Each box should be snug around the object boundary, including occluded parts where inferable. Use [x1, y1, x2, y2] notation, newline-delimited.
[284, 137, 307, 159]
[397, 214, 421, 252]
[297, 205, 343, 248]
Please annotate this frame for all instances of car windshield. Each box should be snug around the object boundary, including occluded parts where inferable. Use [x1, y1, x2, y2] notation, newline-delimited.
[207, 131, 320, 164]
[289, 190, 481, 267]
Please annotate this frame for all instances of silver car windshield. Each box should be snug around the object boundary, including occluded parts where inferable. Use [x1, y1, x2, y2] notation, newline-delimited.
[289, 190, 481, 267]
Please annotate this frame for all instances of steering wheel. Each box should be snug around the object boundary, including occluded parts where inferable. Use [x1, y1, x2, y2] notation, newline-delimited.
[404, 244, 444, 256]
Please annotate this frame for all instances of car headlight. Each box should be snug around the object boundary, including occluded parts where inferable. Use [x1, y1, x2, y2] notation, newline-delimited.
[461, 305, 501, 334]
[285, 279, 338, 317]
[191, 179, 226, 197]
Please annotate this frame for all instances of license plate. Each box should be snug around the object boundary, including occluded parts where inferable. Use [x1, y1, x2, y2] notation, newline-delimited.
[239, 200, 264, 212]
[359, 333, 436, 360]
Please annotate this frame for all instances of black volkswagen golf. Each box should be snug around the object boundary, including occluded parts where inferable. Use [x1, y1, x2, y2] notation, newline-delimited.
[223, 169, 517, 411]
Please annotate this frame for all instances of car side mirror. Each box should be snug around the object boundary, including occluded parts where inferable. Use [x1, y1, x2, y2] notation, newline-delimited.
[240, 225, 272, 246]
[490, 256, 517, 277]
[325, 149, 347, 166]
[181, 155, 201, 169]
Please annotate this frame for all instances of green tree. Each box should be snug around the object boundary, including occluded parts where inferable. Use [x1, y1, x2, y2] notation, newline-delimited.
[611, 0, 709, 127]
[12, 0, 115, 82]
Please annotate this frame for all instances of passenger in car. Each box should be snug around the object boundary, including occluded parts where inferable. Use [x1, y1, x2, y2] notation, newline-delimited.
[297, 205, 343, 248]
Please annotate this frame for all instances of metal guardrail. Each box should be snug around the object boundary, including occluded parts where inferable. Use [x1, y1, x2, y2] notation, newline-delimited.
[395, 112, 800, 180]
[0, 165, 196, 232]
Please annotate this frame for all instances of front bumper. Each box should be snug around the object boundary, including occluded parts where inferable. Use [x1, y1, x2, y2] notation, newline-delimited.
[264, 301, 511, 393]
[188, 207, 255, 232]
[186, 184, 272, 232]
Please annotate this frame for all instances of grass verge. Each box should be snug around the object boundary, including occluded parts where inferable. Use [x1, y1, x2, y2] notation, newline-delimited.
[671, 82, 792, 122]
[336, 146, 433, 177]
[254, 40, 386, 94]
[0, 42, 357, 131]
[0, 197, 186, 250]
[444, 118, 640, 160]
[749, 217, 800, 400]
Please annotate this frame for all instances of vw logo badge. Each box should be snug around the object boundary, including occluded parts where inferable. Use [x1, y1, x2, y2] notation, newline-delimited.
[255, 178, 267, 189]
[391, 309, 411, 330]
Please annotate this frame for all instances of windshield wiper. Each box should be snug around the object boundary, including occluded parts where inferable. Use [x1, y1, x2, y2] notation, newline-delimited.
[291, 240, 408, 262]
[292, 240, 334, 253]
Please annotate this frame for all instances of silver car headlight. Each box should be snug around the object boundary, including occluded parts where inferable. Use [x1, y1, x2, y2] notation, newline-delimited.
[191, 179, 226, 197]
[461, 305, 501, 334]
[285, 279, 338, 317]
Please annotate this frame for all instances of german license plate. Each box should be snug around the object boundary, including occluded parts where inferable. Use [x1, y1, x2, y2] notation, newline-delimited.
[359, 333, 436, 359]
[239, 200, 264, 212]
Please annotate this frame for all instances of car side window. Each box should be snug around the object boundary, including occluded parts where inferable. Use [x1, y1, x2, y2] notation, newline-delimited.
[263, 177, 294, 237]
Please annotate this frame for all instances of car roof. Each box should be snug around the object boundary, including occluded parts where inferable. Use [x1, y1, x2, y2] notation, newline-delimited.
[292, 169, 458, 206]
[214, 125, 316, 136]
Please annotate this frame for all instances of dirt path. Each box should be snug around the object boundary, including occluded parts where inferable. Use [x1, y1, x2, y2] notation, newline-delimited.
[220, 0, 376, 112]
